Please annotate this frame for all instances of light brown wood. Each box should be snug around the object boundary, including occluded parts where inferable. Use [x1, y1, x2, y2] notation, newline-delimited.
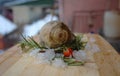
[0, 34, 120, 76]
[0, 44, 22, 75]
[2, 56, 100, 76]
[93, 35, 120, 76]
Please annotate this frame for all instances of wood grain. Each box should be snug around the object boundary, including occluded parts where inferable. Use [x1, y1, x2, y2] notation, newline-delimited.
[94, 35, 120, 76]
[0, 34, 120, 76]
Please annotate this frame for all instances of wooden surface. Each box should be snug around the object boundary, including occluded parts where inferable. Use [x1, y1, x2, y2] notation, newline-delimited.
[0, 34, 120, 76]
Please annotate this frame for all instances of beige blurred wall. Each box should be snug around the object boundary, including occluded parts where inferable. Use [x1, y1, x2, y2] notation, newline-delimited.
[11, 6, 42, 25]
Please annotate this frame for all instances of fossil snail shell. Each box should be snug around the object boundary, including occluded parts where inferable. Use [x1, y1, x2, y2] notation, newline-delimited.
[39, 21, 75, 48]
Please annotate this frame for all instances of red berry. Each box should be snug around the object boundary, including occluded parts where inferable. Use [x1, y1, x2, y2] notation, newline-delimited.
[63, 48, 73, 57]
[68, 48, 73, 55]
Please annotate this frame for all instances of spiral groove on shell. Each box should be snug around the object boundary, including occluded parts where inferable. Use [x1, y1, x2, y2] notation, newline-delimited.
[39, 21, 75, 48]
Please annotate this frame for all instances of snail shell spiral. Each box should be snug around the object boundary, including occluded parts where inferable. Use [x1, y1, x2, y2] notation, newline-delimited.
[39, 21, 75, 48]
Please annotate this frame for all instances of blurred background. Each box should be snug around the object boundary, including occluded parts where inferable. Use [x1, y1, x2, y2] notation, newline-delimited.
[0, 0, 120, 54]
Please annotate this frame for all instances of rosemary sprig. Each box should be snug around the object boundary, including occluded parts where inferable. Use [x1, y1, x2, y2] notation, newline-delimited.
[20, 35, 46, 53]
[20, 34, 87, 53]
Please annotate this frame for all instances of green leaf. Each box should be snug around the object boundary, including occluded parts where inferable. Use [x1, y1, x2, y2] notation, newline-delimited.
[68, 61, 84, 66]
[64, 58, 85, 66]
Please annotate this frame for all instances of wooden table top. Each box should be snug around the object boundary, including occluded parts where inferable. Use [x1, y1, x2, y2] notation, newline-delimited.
[0, 34, 120, 76]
